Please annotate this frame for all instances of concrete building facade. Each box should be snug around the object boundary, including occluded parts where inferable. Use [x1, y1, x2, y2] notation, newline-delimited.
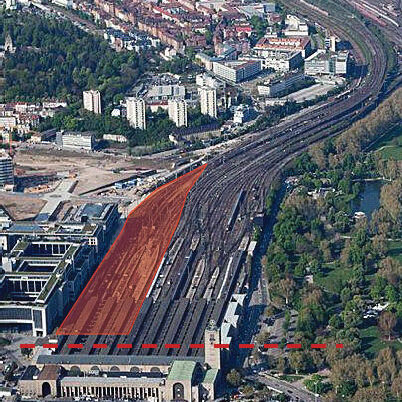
[59, 131, 95, 151]
[199, 87, 217, 118]
[212, 60, 261, 83]
[0, 154, 14, 187]
[83, 90, 102, 114]
[126, 97, 146, 130]
[168, 99, 188, 127]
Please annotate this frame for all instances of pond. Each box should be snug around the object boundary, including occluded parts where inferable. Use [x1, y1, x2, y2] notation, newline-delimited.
[351, 180, 383, 219]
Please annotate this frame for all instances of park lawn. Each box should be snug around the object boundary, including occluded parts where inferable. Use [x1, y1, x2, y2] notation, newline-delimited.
[388, 240, 402, 263]
[315, 263, 354, 294]
[361, 325, 402, 359]
[372, 124, 402, 161]
[377, 146, 402, 161]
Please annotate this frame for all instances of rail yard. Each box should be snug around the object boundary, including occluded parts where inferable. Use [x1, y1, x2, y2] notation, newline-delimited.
[44, 0, 399, 368]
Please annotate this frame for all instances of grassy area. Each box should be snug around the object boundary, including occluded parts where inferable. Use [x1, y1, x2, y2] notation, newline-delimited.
[372, 124, 402, 161]
[315, 263, 354, 294]
[387, 240, 402, 263]
[279, 375, 304, 382]
[361, 325, 402, 359]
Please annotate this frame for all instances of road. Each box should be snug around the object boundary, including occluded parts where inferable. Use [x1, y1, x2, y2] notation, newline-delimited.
[248, 374, 321, 402]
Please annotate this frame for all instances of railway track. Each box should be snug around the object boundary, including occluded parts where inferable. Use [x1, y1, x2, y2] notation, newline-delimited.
[56, 0, 396, 358]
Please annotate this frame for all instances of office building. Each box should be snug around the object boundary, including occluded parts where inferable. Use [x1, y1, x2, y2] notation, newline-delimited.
[126, 97, 146, 130]
[254, 36, 312, 58]
[0, 153, 14, 187]
[304, 50, 350, 76]
[0, 239, 95, 336]
[83, 90, 102, 114]
[248, 51, 303, 72]
[58, 131, 95, 151]
[199, 87, 217, 118]
[168, 99, 188, 127]
[0, 203, 119, 336]
[257, 72, 307, 97]
[212, 60, 261, 83]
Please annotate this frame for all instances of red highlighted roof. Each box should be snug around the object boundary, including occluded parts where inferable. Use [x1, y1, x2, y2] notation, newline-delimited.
[57, 165, 207, 335]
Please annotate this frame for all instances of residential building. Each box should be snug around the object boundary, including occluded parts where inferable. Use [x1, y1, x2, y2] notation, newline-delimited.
[199, 87, 217, 118]
[195, 73, 220, 89]
[0, 153, 13, 187]
[168, 99, 188, 127]
[126, 97, 146, 130]
[212, 60, 261, 83]
[83, 90, 102, 114]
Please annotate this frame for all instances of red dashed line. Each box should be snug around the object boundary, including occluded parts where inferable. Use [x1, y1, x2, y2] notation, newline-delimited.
[68, 344, 83, 349]
[264, 343, 279, 349]
[92, 344, 107, 349]
[142, 344, 157, 349]
[311, 344, 327, 349]
[190, 344, 205, 349]
[214, 344, 230, 349]
[287, 343, 302, 349]
[25, 342, 343, 350]
[117, 343, 132, 349]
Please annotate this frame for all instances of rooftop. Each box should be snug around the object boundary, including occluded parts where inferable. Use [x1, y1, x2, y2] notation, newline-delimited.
[166, 360, 197, 382]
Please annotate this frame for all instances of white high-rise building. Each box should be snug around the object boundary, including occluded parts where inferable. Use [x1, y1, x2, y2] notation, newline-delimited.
[0, 154, 14, 187]
[83, 90, 102, 114]
[5, 0, 17, 10]
[126, 98, 146, 130]
[168, 99, 188, 127]
[199, 87, 217, 118]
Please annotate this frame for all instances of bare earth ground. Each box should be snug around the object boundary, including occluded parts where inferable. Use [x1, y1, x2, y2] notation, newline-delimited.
[0, 193, 46, 220]
[14, 147, 163, 194]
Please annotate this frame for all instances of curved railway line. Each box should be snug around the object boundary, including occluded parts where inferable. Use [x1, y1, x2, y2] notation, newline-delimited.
[57, 0, 399, 359]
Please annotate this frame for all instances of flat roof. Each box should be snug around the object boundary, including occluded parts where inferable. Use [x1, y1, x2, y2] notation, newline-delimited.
[37, 354, 203, 366]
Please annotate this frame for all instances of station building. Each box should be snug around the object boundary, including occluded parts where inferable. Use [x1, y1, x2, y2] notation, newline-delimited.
[18, 324, 222, 401]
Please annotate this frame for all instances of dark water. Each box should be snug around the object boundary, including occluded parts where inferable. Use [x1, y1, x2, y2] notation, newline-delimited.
[351, 180, 383, 219]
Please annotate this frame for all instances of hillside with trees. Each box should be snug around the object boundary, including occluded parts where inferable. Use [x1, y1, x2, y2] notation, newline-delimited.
[0, 11, 146, 103]
[256, 88, 402, 400]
